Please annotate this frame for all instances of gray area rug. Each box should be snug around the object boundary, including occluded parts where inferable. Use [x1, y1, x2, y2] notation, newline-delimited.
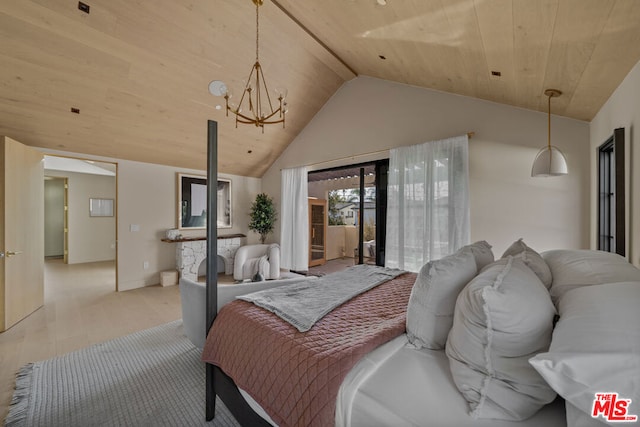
[4, 320, 240, 427]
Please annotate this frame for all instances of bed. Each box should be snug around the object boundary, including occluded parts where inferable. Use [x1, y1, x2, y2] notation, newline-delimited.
[200, 241, 640, 427]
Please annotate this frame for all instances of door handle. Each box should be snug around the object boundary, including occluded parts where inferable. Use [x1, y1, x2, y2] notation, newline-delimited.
[6, 251, 22, 258]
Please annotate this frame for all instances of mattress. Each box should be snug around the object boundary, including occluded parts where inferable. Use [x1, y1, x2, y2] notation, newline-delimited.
[236, 334, 566, 427]
[336, 335, 567, 427]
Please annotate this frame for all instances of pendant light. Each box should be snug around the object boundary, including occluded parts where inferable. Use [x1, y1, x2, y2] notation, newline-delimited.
[531, 89, 568, 177]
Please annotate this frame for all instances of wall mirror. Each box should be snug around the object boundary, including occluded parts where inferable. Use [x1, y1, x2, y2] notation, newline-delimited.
[178, 173, 232, 229]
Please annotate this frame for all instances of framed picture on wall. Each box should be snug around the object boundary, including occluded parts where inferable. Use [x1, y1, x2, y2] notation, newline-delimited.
[177, 173, 232, 229]
[89, 198, 114, 217]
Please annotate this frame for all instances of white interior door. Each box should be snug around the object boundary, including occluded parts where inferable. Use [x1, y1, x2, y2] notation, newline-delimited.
[1, 136, 44, 331]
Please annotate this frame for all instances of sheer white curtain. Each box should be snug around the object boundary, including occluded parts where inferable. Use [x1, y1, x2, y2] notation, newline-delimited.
[280, 166, 309, 271]
[385, 135, 470, 271]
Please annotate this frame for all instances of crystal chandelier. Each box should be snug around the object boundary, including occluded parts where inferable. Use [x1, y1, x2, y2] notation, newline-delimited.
[224, 0, 287, 132]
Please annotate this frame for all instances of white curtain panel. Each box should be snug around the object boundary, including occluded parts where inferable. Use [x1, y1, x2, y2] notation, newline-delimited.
[280, 166, 309, 271]
[386, 135, 470, 272]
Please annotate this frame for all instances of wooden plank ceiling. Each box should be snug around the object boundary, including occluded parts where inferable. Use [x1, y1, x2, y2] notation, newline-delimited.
[1, 0, 640, 177]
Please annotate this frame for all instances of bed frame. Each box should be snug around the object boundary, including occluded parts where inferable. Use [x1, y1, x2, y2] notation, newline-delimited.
[208, 365, 273, 426]
[203, 120, 269, 425]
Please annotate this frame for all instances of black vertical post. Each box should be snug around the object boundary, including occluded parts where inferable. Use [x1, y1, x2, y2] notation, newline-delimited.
[358, 168, 365, 265]
[205, 120, 218, 421]
[375, 160, 389, 266]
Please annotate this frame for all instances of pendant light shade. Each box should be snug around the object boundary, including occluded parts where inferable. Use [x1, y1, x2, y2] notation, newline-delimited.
[531, 146, 568, 176]
[531, 89, 568, 177]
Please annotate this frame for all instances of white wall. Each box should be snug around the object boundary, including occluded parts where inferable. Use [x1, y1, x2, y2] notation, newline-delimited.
[43, 149, 262, 291]
[117, 162, 261, 290]
[590, 60, 640, 267]
[326, 225, 360, 260]
[263, 76, 591, 256]
[44, 170, 116, 264]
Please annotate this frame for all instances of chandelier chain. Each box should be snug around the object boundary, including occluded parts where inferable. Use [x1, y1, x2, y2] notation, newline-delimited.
[255, 2, 259, 62]
[222, 0, 286, 131]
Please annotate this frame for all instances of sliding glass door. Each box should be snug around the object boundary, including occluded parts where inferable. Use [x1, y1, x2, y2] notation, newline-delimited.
[307, 159, 388, 267]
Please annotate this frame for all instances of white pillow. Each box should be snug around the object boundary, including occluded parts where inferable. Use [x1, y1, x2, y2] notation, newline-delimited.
[406, 249, 477, 350]
[446, 257, 557, 420]
[464, 240, 495, 271]
[502, 238, 552, 288]
[529, 281, 640, 426]
[542, 250, 640, 304]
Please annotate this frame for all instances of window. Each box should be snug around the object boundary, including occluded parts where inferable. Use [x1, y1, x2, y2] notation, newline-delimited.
[386, 136, 469, 271]
[598, 128, 625, 256]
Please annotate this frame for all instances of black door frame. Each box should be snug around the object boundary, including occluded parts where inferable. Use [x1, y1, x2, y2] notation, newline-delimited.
[597, 127, 625, 256]
[308, 158, 389, 266]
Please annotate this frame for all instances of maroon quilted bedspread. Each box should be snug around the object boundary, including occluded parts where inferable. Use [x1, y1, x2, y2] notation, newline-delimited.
[201, 272, 416, 427]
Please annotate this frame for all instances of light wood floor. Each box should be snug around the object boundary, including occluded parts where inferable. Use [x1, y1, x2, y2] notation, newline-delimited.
[0, 259, 182, 422]
[308, 257, 359, 276]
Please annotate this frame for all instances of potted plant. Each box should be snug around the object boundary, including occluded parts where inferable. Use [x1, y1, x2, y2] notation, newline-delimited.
[248, 193, 277, 244]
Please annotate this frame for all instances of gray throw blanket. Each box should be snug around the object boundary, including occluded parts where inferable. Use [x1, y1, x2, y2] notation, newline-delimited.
[237, 264, 405, 332]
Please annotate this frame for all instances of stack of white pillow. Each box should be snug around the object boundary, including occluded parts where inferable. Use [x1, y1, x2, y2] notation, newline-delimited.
[405, 239, 640, 426]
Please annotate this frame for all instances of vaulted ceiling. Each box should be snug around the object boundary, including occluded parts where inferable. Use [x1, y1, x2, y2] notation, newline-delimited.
[1, 0, 640, 177]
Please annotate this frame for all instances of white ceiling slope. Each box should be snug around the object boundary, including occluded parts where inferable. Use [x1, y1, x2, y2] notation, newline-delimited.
[1, 0, 640, 177]
[44, 156, 116, 176]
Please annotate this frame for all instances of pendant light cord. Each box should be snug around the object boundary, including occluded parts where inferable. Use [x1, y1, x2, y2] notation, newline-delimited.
[547, 93, 552, 150]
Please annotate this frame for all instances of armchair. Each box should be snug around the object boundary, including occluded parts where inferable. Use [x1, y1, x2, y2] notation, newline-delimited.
[233, 244, 280, 281]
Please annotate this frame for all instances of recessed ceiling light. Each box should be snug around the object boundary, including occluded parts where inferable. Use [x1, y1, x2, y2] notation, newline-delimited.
[78, 1, 90, 14]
